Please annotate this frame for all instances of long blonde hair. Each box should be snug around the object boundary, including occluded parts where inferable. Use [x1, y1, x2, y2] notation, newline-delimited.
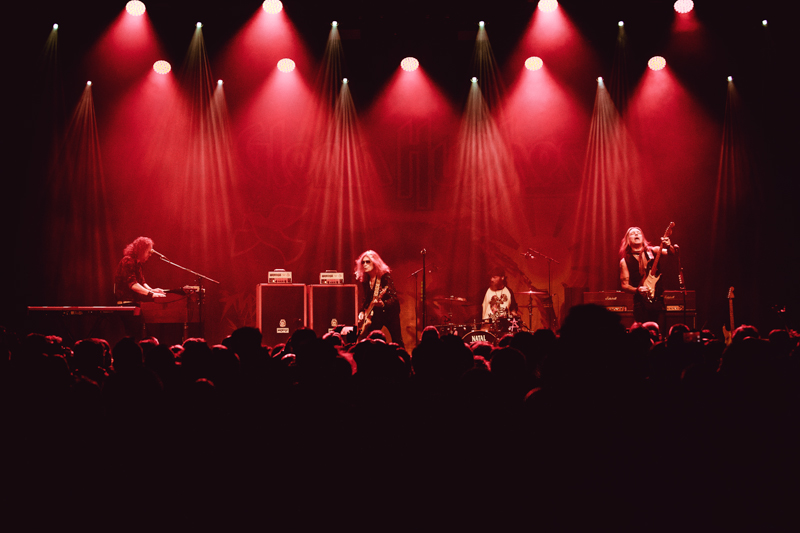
[618, 227, 651, 258]
[354, 250, 391, 282]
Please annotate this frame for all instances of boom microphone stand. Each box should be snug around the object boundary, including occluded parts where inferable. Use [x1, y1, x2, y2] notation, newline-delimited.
[153, 251, 220, 337]
[674, 244, 689, 327]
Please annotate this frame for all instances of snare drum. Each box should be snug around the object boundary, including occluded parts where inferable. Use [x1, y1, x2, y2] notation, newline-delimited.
[494, 317, 511, 334]
[462, 330, 498, 345]
[437, 324, 470, 337]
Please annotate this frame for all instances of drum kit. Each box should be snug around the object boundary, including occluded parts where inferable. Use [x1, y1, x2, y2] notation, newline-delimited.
[432, 290, 549, 345]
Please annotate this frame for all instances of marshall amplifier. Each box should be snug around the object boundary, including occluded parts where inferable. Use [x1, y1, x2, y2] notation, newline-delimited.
[319, 271, 345, 285]
[583, 291, 634, 312]
[256, 283, 306, 346]
[267, 270, 293, 284]
[307, 284, 358, 337]
[662, 290, 696, 312]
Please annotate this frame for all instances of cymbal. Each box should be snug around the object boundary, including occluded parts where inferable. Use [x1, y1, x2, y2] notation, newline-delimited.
[432, 295, 472, 305]
[517, 290, 549, 295]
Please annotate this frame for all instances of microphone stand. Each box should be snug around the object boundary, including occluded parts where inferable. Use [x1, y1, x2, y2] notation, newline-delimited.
[410, 259, 438, 341]
[523, 247, 561, 331]
[421, 249, 427, 337]
[410, 267, 422, 340]
[675, 244, 688, 327]
[155, 255, 220, 338]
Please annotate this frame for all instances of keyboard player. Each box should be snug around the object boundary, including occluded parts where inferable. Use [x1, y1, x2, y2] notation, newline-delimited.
[114, 236, 167, 304]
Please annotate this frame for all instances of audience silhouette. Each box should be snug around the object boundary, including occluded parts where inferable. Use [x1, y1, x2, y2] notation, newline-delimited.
[4, 304, 799, 529]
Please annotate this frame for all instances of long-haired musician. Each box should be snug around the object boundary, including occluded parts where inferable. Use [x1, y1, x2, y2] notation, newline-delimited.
[114, 236, 166, 304]
[354, 250, 404, 348]
[619, 227, 671, 323]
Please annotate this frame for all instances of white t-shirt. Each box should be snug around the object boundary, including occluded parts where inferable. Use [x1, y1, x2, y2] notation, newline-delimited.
[482, 287, 513, 320]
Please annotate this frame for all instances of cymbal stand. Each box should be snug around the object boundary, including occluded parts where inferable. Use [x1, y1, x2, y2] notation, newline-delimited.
[526, 297, 534, 331]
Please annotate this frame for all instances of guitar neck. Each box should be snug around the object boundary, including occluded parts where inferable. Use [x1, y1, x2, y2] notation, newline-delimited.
[649, 222, 674, 276]
[729, 301, 735, 331]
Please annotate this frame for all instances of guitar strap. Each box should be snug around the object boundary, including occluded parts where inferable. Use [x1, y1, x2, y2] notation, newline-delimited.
[370, 277, 381, 308]
[637, 251, 647, 277]
[637, 249, 653, 277]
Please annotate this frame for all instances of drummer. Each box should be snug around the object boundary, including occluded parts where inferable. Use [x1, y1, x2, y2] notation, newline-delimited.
[481, 267, 521, 323]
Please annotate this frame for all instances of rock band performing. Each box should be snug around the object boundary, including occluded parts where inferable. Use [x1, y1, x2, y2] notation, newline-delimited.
[112, 229, 687, 348]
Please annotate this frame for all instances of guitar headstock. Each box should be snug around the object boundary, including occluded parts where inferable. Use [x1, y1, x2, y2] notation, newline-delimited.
[727, 286, 735, 299]
[665, 222, 675, 238]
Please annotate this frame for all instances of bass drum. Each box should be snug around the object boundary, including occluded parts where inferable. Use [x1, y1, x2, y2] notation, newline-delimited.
[462, 330, 498, 345]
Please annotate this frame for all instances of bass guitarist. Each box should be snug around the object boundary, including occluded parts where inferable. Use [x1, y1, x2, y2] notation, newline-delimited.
[355, 250, 404, 348]
[619, 226, 673, 324]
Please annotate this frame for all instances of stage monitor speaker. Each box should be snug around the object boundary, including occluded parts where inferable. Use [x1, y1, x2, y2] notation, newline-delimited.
[256, 283, 306, 347]
[307, 284, 358, 338]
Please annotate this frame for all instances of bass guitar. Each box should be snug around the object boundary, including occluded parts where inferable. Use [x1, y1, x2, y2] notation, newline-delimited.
[357, 286, 388, 341]
[643, 222, 675, 303]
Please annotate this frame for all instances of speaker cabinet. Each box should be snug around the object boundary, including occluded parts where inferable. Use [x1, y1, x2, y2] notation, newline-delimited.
[583, 291, 634, 312]
[256, 284, 307, 347]
[307, 284, 358, 337]
[580, 291, 696, 332]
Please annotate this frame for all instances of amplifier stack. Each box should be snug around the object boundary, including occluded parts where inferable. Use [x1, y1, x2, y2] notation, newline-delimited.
[256, 283, 358, 346]
[581, 290, 696, 329]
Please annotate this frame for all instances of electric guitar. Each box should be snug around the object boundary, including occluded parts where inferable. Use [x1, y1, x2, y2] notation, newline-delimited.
[357, 286, 388, 341]
[642, 222, 675, 303]
[722, 286, 735, 345]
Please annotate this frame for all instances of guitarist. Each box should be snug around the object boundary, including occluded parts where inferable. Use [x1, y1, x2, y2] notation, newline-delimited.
[619, 226, 673, 324]
[355, 250, 404, 348]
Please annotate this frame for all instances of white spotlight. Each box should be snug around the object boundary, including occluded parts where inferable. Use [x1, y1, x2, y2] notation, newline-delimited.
[196, 22, 202, 28]
[87, 81, 92, 86]
[538, 0, 558, 13]
[525, 57, 543, 71]
[343, 78, 348, 84]
[471, 77, 478, 83]
[727, 76, 733, 82]
[277, 58, 296, 73]
[479, 21, 485, 27]
[597, 77, 603, 83]
[53, 23, 59, 30]
[673, 0, 694, 14]
[762, 20, 768, 26]
[217, 79, 223, 85]
[618, 21, 624, 27]
[262, 0, 283, 14]
[332, 21, 338, 27]
[126, 0, 146, 17]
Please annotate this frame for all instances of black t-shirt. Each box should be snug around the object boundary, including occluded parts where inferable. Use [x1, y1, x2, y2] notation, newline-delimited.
[114, 256, 146, 302]
[360, 273, 400, 318]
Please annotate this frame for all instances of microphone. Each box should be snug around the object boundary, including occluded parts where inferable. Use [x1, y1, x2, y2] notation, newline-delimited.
[151, 249, 167, 259]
